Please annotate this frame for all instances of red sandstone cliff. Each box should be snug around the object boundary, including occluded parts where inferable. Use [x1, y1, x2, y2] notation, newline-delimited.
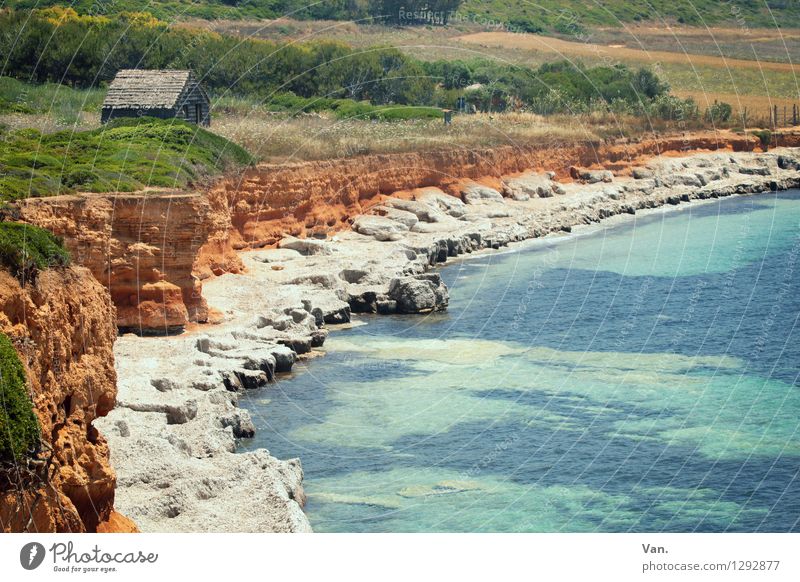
[203, 130, 759, 251]
[19, 192, 215, 334]
[0, 266, 135, 532]
[17, 130, 766, 333]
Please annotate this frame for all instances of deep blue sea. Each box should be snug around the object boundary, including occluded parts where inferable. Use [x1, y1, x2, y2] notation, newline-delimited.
[241, 190, 800, 532]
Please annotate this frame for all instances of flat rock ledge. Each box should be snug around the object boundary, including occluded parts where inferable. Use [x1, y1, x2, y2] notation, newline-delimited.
[98, 148, 800, 533]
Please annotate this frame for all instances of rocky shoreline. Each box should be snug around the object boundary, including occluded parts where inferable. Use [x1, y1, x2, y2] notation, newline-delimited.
[95, 147, 800, 532]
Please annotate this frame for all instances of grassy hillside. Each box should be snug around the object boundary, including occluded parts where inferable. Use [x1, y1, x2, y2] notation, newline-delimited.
[6, 0, 800, 29]
[0, 117, 254, 201]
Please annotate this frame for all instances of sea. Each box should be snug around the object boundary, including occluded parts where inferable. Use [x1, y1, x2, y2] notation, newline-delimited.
[241, 189, 800, 532]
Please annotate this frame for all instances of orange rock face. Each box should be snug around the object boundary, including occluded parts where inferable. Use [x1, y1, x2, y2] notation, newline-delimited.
[16, 131, 765, 334]
[206, 130, 760, 253]
[19, 192, 215, 334]
[0, 267, 135, 532]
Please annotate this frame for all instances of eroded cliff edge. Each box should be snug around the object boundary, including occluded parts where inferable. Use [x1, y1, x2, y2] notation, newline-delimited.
[0, 265, 135, 532]
[18, 192, 216, 334]
[18, 131, 798, 335]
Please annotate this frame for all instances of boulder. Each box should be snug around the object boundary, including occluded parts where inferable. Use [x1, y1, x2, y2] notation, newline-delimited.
[219, 409, 256, 439]
[348, 286, 380, 313]
[632, 167, 654, 180]
[461, 183, 504, 204]
[278, 236, 333, 256]
[269, 344, 298, 373]
[289, 272, 340, 288]
[382, 197, 446, 223]
[669, 173, 703, 187]
[503, 173, 557, 200]
[370, 206, 419, 229]
[388, 273, 449, 313]
[151, 377, 180, 392]
[778, 155, 800, 170]
[413, 189, 467, 218]
[352, 215, 409, 241]
[166, 399, 198, 425]
[314, 297, 351, 324]
[570, 167, 613, 183]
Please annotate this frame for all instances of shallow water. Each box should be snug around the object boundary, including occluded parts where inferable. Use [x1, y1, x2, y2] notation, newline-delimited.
[241, 191, 800, 532]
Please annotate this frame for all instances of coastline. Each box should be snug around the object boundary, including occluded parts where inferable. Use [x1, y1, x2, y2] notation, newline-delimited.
[95, 147, 800, 532]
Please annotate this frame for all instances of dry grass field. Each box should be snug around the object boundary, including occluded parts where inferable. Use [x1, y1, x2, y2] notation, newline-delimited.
[577, 26, 800, 65]
[456, 31, 799, 73]
[211, 110, 608, 163]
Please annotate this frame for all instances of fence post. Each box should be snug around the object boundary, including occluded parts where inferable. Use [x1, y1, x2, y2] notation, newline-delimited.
[774, 105, 779, 128]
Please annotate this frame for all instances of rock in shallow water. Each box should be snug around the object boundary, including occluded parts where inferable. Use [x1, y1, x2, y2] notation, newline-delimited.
[388, 273, 449, 313]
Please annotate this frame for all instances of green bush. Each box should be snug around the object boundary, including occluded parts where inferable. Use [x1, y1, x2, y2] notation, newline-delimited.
[0, 222, 70, 282]
[705, 101, 733, 124]
[263, 93, 443, 121]
[648, 94, 700, 121]
[0, 332, 40, 463]
[753, 129, 772, 151]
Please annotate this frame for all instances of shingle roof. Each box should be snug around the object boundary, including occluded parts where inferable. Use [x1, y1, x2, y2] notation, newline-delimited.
[102, 70, 195, 109]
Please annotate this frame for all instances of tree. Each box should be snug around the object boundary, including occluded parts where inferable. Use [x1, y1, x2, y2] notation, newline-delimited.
[368, 0, 463, 25]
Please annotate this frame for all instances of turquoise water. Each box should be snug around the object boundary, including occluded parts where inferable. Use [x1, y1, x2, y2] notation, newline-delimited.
[241, 191, 800, 532]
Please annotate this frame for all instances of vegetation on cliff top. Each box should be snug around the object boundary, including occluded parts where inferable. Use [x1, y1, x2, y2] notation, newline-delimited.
[5, 0, 799, 28]
[0, 222, 70, 283]
[0, 117, 254, 201]
[0, 332, 41, 463]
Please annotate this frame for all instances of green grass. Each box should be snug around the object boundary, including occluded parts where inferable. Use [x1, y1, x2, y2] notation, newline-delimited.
[252, 93, 444, 121]
[0, 222, 70, 283]
[0, 331, 40, 463]
[0, 76, 104, 125]
[0, 117, 255, 201]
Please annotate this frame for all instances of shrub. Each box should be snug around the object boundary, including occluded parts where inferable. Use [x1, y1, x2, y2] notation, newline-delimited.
[753, 129, 772, 151]
[648, 94, 700, 121]
[705, 101, 733, 124]
[0, 332, 40, 463]
[0, 222, 70, 283]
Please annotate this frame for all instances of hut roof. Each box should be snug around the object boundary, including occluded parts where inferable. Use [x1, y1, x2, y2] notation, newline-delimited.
[102, 70, 198, 109]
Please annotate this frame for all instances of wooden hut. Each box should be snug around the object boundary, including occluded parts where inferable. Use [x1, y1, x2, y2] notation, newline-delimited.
[101, 69, 211, 126]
